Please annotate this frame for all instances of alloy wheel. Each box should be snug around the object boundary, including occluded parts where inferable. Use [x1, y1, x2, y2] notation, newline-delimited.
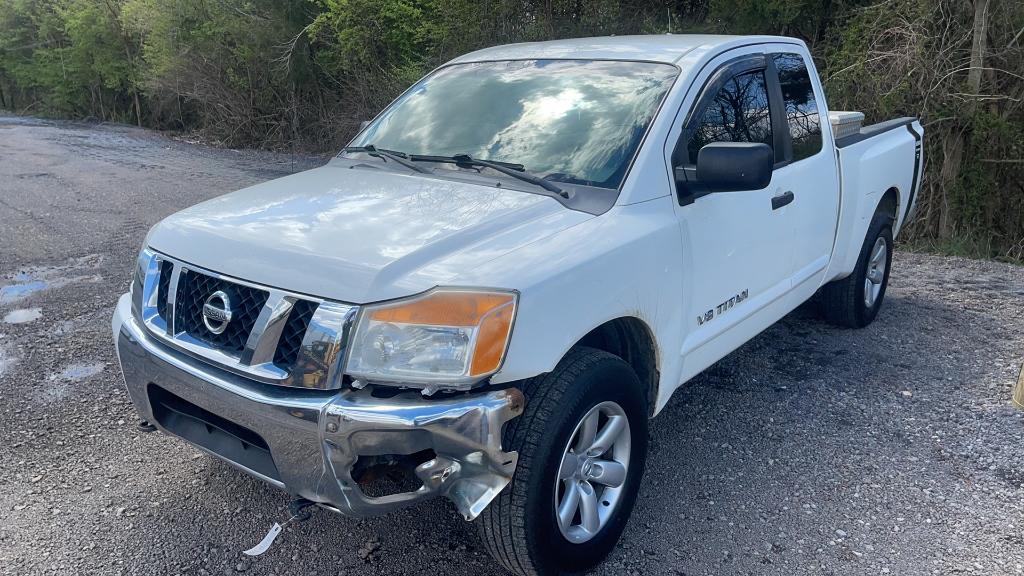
[864, 236, 887, 308]
[554, 401, 632, 544]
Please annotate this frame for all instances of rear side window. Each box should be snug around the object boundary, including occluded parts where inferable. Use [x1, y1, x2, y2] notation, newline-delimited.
[773, 53, 822, 161]
[686, 70, 773, 164]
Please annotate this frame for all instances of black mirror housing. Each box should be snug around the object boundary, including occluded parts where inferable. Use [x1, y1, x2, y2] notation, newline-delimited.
[695, 142, 773, 192]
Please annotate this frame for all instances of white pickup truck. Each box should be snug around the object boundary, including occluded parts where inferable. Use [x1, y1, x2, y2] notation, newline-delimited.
[112, 35, 923, 575]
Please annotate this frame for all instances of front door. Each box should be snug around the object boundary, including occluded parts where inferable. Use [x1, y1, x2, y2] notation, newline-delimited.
[666, 48, 797, 378]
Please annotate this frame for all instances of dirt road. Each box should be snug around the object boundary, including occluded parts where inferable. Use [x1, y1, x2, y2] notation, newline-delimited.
[2, 115, 1023, 575]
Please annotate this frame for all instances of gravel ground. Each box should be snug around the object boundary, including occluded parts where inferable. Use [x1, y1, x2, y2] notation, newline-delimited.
[1, 115, 1023, 576]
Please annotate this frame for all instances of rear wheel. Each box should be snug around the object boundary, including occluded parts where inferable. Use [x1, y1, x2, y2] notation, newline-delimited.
[820, 211, 894, 328]
[477, 347, 648, 576]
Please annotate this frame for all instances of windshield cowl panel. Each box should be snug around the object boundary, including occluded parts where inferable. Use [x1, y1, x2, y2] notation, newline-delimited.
[350, 59, 679, 192]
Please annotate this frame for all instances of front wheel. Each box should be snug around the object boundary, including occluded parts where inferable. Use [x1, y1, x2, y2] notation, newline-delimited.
[819, 211, 894, 328]
[477, 347, 648, 576]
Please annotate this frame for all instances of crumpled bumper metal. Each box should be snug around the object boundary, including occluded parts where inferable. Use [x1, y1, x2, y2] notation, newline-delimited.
[111, 294, 522, 520]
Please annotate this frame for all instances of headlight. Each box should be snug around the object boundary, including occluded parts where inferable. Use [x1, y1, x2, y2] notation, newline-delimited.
[346, 288, 517, 389]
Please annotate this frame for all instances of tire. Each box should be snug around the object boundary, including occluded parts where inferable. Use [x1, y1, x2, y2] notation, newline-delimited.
[820, 211, 894, 328]
[477, 347, 649, 576]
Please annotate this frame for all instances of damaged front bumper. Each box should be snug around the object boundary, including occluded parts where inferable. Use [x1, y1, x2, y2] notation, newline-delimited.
[111, 294, 522, 520]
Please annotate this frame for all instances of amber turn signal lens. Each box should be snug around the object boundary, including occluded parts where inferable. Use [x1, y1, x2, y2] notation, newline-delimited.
[369, 291, 513, 327]
[469, 298, 516, 376]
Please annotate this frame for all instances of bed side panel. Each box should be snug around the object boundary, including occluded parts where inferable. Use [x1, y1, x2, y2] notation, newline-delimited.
[826, 123, 918, 281]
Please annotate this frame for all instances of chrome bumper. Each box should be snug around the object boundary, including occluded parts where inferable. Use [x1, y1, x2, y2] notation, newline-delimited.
[111, 294, 522, 520]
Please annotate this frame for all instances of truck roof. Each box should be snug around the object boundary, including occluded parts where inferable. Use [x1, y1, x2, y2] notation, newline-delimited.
[448, 34, 803, 66]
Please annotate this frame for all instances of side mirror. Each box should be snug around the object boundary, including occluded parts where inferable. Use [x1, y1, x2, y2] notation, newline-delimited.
[358, 120, 370, 131]
[695, 142, 773, 192]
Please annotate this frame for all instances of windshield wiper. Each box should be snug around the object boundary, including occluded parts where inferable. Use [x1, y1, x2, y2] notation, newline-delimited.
[340, 145, 430, 174]
[408, 153, 568, 199]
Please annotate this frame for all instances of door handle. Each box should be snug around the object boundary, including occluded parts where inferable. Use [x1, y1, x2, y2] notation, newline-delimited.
[772, 191, 794, 210]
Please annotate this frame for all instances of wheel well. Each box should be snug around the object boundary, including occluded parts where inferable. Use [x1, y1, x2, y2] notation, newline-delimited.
[575, 317, 659, 416]
[877, 187, 899, 220]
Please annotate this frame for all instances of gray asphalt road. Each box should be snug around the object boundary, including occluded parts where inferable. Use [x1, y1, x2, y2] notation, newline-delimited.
[1, 115, 1023, 576]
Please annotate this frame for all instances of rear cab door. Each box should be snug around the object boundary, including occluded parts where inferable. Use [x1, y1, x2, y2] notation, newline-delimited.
[761, 43, 840, 300]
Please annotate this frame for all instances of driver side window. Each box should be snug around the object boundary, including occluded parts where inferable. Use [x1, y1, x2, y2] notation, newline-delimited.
[685, 71, 773, 165]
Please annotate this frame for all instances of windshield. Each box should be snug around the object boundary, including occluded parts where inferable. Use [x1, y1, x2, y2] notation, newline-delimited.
[350, 59, 679, 189]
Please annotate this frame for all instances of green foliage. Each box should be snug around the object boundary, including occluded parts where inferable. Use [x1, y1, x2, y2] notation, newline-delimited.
[313, 0, 426, 70]
[821, 0, 1023, 259]
[705, 0, 864, 42]
[0, 0, 1020, 258]
[122, 0, 322, 141]
[708, 0, 809, 37]
[0, 0, 140, 120]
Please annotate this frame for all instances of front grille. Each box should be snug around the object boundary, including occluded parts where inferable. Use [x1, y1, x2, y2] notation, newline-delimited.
[174, 270, 268, 353]
[274, 299, 318, 369]
[156, 259, 173, 321]
[139, 251, 354, 389]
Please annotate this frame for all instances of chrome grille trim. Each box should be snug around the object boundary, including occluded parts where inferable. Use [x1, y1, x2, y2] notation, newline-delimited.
[165, 262, 183, 336]
[240, 293, 295, 366]
[136, 249, 358, 390]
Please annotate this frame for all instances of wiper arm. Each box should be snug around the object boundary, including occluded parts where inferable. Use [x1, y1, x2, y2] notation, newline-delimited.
[408, 153, 568, 199]
[343, 148, 568, 199]
[341, 145, 431, 174]
[453, 154, 567, 198]
[409, 154, 526, 172]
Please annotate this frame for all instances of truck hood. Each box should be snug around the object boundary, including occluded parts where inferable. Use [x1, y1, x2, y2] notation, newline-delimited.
[146, 161, 591, 303]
